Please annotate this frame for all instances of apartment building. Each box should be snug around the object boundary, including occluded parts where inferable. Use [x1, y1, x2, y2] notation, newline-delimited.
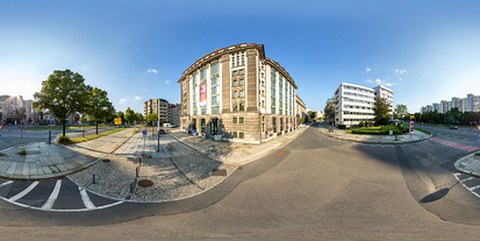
[334, 83, 394, 127]
[178, 43, 299, 144]
[421, 94, 480, 114]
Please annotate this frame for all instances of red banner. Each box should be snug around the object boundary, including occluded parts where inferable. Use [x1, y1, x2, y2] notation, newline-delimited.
[199, 82, 207, 106]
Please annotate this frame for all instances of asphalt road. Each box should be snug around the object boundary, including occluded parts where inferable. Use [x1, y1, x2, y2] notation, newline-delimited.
[0, 126, 480, 240]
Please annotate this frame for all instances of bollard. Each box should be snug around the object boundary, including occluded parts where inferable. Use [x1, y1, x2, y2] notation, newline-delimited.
[48, 130, 52, 144]
[92, 174, 96, 184]
[157, 131, 160, 152]
[130, 181, 135, 194]
[138, 157, 142, 165]
[135, 166, 140, 177]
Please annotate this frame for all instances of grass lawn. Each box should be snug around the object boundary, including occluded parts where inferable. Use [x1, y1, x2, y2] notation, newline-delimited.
[346, 125, 408, 135]
[22, 124, 113, 131]
[400, 124, 432, 135]
[68, 128, 127, 144]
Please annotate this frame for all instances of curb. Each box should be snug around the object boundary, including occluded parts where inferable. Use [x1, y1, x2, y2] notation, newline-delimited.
[454, 152, 480, 178]
[319, 128, 432, 145]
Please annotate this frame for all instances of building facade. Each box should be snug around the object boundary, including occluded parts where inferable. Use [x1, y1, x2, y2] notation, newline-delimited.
[178, 43, 299, 144]
[420, 93, 480, 114]
[295, 94, 307, 125]
[144, 98, 170, 125]
[334, 83, 394, 127]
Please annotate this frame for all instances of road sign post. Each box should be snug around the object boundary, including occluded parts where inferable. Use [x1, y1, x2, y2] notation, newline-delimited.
[142, 130, 147, 146]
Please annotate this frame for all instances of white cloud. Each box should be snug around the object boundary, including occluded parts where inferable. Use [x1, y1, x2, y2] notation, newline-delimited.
[133, 96, 141, 102]
[366, 79, 374, 84]
[374, 78, 394, 87]
[147, 68, 158, 74]
[164, 80, 171, 84]
[366, 67, 372, 72]
[394, 69, 407, 74]
[118, 98, 128, 104]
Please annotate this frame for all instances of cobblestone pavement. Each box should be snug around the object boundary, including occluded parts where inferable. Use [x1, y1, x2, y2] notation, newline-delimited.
[0, 128, 135, 180]
[68, 132, 236, 203]
[455, 152, 480, 177]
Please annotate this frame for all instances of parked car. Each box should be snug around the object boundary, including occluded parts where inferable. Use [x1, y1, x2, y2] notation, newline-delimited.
[448, 125, 458, 130]
[158, 129, 167, 134]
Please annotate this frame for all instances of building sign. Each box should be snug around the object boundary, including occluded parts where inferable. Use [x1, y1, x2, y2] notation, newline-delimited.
[199, 82, 207, 106]
[114, 117, 122, 125]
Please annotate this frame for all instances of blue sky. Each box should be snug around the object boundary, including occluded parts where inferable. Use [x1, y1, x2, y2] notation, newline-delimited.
[1, 0, 480, 114]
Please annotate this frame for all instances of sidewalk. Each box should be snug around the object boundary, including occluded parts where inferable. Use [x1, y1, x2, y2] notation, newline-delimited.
[169, 125, 309, 165]
[317, 126, 431, 144]
[455, 152, 480, 177]
[0, 128, 136, 180]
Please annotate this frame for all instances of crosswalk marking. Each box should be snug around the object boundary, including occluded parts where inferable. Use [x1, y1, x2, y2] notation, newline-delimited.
[9, 181, 39, 202]
[460, 177, 475, 183]
[0, 180, 13, 188]
[79, 187, 96, 209]
[41, 179, 62, 210]
[454, 173, 480, 199]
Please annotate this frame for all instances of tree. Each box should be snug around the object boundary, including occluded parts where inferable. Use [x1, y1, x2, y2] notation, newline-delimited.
[373, 97, 391, 126]
[33, 69, 90, 136]
[324, 97, 336, 124]
[307, 111, 316, 122]
[146, 113, 158, 127]
[86, 87, 115, 135]
[125, 107, 136, 126]
[394, 104, 408, 120]
[135, 112, 144, 123]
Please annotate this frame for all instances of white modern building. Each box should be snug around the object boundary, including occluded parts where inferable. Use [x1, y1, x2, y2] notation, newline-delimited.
[334, 83, 394, 127]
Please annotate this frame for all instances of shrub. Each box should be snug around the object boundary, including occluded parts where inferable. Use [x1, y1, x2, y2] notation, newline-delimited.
[475, 153, 480, 157]
[57, 135, 74, 145]
[0, 152, 6, 157]
[17, 150, 27, 156]
[337, 124, 347, 130]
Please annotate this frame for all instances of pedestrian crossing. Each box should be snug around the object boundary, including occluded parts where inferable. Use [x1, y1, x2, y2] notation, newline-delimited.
[430, 137, 478, 152]
[0, 178, 123, 212]
[454, 173, 480, 199]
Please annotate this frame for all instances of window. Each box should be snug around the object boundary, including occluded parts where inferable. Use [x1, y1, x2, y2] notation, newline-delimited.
[239, 117, 244, 124]
[233, 131, 238, 138]
[200, 67, 207, 80]
[239, 132, 244, 139]
[261, 100, 265, 107]
[232, 70, 237, 77]
[233, 104, 238, 111]
[233, 80, 238, 87]
[239, 79, 244, 85]
[239, 103, 245, 111]
[233, 91, 238, 99]
[233, 117, 237, 124]
[239, 90, 245, 98]
[239, 69, 245, 76]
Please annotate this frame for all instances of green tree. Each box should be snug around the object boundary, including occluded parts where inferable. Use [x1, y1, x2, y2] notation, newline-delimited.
[125, 107, 137, 126]
[135, 112, 144, 123]
[324, 97, 336, 124]
[373, 97, 391, 126]
[307, 111, 316, 122]
[33, 69, 90, 136]
[146, 113, 158, 127]
[116, 111, 125, 125]
[394, 104, 408, 120]
[86, 87, 115, 135]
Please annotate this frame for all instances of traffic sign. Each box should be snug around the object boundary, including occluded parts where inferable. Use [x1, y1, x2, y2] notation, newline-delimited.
[142, 130, 147, 136]
[410, 114, 415, 120]
[114, 117, 122, 125]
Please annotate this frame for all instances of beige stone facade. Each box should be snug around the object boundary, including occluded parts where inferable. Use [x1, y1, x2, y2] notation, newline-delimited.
[178, 43, 300, 144]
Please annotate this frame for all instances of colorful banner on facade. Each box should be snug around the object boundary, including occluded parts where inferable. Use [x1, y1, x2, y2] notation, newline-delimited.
[199, 82, 207, 106]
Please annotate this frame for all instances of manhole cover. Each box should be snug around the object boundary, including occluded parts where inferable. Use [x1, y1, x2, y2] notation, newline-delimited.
[275, 150, 286, 158]
[102, 159, 111, 163]
[138, 179, 154, 188]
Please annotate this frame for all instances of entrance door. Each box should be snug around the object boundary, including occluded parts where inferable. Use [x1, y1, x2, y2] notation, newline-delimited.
[210, 118, 218, 135]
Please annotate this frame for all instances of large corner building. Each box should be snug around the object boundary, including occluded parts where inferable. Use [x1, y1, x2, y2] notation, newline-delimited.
[178, 43, 299, 144]
[334, 83, 394, 127]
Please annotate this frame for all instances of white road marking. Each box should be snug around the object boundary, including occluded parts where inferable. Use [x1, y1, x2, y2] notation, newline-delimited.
[79, 187, 96, 209]
[469, 185, 480, 191]
[9, 181, 39, 202]
[0, 180, 13, 188]
[460, 177, 475, 183]
[454, 173, 480, 199]
[41, 179, 62, 210]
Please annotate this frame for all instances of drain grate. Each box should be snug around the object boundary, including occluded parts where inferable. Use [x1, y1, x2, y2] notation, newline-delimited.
[212, 168, 227, 176]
